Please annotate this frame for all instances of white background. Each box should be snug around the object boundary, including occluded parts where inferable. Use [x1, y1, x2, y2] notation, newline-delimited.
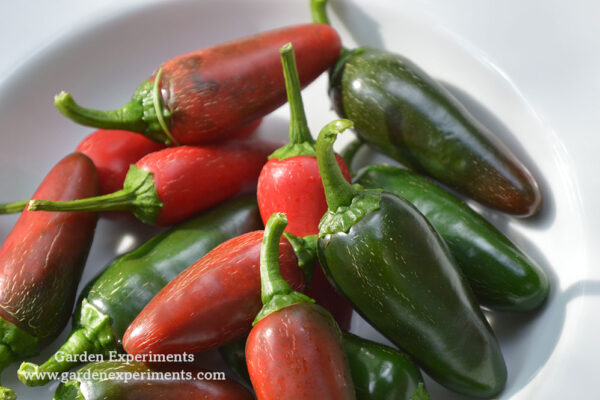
[1, 0, 600, 399]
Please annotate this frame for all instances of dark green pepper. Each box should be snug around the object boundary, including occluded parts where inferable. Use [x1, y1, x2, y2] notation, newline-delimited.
[354, 164, 549, 311]
[52, 361, 255, 400]
[18, 196, 262, 387]
[219, 332, 426, 400]
[342, 332, 424, 400]
[218, 338, 252, 386]
[315, 119, 506, 398]
[310, 0, 541, 217]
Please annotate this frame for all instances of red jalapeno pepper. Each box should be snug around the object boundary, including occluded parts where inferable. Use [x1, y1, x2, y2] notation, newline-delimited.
[0, 153, 98, 399]
[27, 138, 280, 226]
[122, 228, 309, 356]
[246, 213, 355, 400]
[256, 43, 353, 329]
[75, 129, 165, 195]
[54, 24, 341, 146]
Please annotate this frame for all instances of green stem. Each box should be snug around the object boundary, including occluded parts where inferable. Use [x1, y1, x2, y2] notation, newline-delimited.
[269, 43, 316, 161]
[19, 330, 93, 386]
[18, 300, 117, 387]
[54, 91, 146, 133]
[28, 189, 135, 213]
[310, 0, 330, 25]
[54, 78, 174, 145]
[316, 119, 358, 209]
[260, 213, 294, 304]
[27, 165, 163, 225]
[0, 200, 28, 214]
[253, 213, 314, 325]
[281, 43, 313, 146]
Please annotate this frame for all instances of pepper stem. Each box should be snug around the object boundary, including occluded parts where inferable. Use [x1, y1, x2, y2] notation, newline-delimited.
[54, 91, 146, 133]
[281, 43, 313, 146]
[28, 189, 135, 213]
[310, 0, 330, 25]
[253, 213, 314, 325]
[268, 43, 316, 160]
[0, 200, 28, 214]
[54, 77, 174, 145]
[316, 119, 358, 209]
[18, 300, 117, 387]
[18, 330, 92, 386]
[26, 165, 163, 225]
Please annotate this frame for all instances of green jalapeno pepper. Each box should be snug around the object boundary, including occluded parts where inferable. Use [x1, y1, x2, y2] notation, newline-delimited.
[310, 0, 542, 217]
[354, 164, 549, 311]
[18, 196, 262, 387]
[219, 332, 427, 400]
[315, 120, 506, 398]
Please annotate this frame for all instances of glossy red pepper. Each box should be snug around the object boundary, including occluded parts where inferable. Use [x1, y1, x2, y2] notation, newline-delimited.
[256, 44, 353, 330]
[0, 153, 98, 398]
[75, 129, 165, 195]
[122, 230, 306, 356]
[54, 24, 341, 146]
[246, 213, 355, 400]
[28, 138, 280, 226]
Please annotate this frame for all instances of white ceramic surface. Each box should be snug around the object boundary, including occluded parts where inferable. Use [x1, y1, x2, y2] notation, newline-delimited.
[1, 0, 599, 399]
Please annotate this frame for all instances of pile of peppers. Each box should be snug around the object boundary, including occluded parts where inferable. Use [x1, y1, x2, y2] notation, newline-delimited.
[0, 1, 551, 399]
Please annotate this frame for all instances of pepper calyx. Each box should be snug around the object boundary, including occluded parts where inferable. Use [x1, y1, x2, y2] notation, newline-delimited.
[253, 292, 315, 326]
[269, 142, 316, 161]
[0, 317, 38, 365]
[318, 188, 381, 237]
[27, 165, 163, 225]
[17, 300, 117, 387]
[121, 165, 163, 224]
[53, 380, 83, 400]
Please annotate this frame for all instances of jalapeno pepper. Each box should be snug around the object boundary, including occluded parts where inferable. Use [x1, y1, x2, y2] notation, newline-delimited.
[220, 332, 427, 400]
[0, 130, 164, 216]
[122, 224, 309, 356]
[246, 213, 355, 400]
[256, 43, 353, 329]
[315, 120, 506, 398]
[0, 153, 99, 399]
[55, 24, 341, 146]
[52, 361, 254, 400]
[76, 129, 165, 195]
[310, 0, 541, 217]
[354, 164, 549, 311]
[17, 196, 262, 387]
[27, 138, 279, 226]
